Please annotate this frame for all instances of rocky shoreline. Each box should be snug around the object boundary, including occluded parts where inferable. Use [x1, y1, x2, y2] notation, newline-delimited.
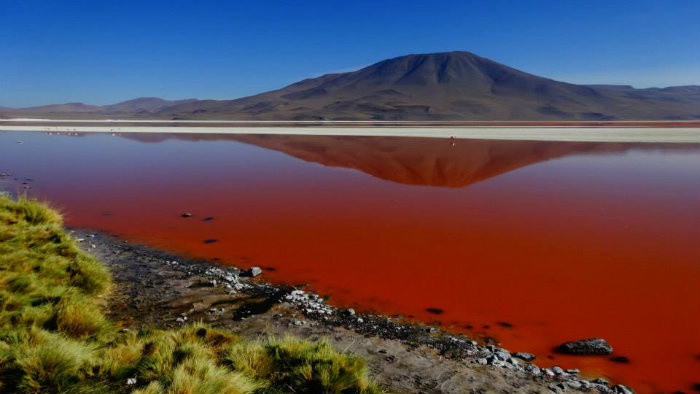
[73, 228, 633, 394]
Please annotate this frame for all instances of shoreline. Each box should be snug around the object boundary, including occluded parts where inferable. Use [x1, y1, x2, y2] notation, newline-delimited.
[0, 119, 699, 143]
[72, 228, 631, 394]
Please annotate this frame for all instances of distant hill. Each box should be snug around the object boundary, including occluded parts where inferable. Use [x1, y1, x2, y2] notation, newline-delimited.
[1, 98, 197, 119]
[2, 51, 698, 120]
[100, 97, 197, 114]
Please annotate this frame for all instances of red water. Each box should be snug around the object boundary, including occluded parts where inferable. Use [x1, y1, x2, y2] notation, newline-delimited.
[1, 132, 699, 393]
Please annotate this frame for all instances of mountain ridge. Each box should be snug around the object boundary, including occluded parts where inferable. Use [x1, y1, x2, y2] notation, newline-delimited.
[2, 51, 698, 120]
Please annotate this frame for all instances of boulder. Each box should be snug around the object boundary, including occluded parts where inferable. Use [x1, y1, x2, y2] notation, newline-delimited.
[556, 338, 612, 355]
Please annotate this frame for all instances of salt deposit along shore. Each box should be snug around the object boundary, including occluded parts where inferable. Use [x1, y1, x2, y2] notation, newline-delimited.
[0, 119, 699, 142]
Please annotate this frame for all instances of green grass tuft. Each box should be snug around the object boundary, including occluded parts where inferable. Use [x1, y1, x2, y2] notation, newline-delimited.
[0, 195, 386, 394]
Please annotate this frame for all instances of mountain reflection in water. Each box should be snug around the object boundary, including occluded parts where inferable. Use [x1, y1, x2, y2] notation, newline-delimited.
[120, 133, 693, 188]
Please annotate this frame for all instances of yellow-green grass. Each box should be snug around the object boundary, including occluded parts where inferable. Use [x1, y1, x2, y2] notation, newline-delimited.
[0, 195, 384, 394]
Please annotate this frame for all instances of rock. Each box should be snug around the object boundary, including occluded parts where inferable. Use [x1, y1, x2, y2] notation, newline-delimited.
[525, 363, 541, 376]
[593, 378, 609, 386]
[491, 359, 506, 368]
[126, 378, 137, 385]
[249, 266, 262, 277]
[477, 358, 488, 365]
[346, 308, 356, 316]
[556, 338, 613, 355]
[495, 350, 510, 361]
[513, 352, 536, 361]
[567, 381, 583, 390]
[613, 384, 634, 394]
[551, 366, 564, 375]
[609, 355, 630, 363]
[566, 368, 580, 374]
[181, 212, 193, 218]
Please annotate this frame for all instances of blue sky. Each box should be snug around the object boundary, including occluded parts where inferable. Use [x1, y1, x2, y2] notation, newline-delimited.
[1, 0, 699, 107]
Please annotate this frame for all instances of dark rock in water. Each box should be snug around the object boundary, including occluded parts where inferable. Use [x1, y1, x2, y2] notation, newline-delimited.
[202, 216, 214, 222]
[203, 239, 218, 244]
[513, 352, 536, 361]
[609, 356, 630, 363]
[556, 338, 613, 355]
[592, 378, 609, 386]
[497, 321, 513, 328]
[181, 212, 193, 218]
[425, 308, 443, 314]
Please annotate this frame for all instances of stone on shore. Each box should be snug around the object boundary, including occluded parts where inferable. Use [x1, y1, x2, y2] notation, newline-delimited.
[513, 352, 536, 361]
[556, 338, 612, 355]
[249, 266, 262, 277]
[613, 384, 634, 394]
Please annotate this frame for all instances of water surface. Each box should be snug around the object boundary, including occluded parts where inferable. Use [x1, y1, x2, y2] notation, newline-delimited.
[1, 131, 698, 393]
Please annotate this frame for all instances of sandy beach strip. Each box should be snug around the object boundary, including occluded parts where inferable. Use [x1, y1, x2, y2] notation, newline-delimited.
[1, 120, 699, 143]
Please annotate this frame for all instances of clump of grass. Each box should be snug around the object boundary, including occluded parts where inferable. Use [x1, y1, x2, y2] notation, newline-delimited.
[224, 337, 382, 394]
[0, 195, 386, 394]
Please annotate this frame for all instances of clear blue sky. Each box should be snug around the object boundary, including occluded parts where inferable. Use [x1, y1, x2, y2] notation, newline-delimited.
[1, 0, 699, 107]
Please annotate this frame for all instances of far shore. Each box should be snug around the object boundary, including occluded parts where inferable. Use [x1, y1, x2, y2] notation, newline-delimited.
[1, 118, 699, 142]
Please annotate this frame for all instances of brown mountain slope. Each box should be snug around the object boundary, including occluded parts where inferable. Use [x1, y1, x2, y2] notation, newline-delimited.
[2, 51, 698, 120]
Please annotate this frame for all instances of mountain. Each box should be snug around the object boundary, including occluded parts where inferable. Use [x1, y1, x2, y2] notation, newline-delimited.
[100, 97, 197, 114]
[2, 51, 698, 120]
[0, 98, 197, 119]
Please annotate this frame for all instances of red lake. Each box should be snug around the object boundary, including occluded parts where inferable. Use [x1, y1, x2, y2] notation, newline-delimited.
[1, 131, 699, 393]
